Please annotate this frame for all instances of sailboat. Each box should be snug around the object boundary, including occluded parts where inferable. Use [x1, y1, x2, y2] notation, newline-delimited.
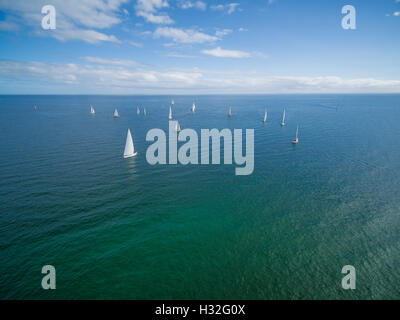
[171, 99, 175, 105]
[90, 105, 95, 115]
[137, 107, 140, 115]
[123, 129, 138, 158]
[280, 109, 286, 126]
[176, 121, 181, 133]
[263, 109, 268, 123]
[191, 102, 196, 113]
[169, 106, 172, 120]
[34, 105, 38, 111]
[144, 108, 147, 116]
[228, 105, 232, 117]
[292, 125, 299, 144]
[114, 109, 120, 118]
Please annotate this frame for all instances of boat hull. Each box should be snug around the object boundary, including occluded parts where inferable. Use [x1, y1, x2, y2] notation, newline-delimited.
[124, 152, 138, 159]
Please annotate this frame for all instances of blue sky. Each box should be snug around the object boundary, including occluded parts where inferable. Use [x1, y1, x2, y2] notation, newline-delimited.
[0, 0, 399, 94]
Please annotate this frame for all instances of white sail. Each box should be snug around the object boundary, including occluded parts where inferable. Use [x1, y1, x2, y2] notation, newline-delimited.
[292, 125, 299, 144]
[192, 102, 196, 113]
[124, 129, 137, 158]
[90, 105, 95, 114]
[263, 109, 268, 123]
[281, 109, 286, 126]
[144, 108, 147, 116]
[172, 99, 175, 105]
[114, 109, 119, 118]
[228, 105, 232, 117]
[176, 121, 181, 132]
[137, 107, 140, 115]
[169, 106, 172, 120]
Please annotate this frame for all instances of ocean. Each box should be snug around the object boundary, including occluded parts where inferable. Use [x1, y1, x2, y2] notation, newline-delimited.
[0, 94, 399, 299]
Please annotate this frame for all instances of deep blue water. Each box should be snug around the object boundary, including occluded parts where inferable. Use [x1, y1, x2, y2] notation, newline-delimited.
[0, 94, 400, 299]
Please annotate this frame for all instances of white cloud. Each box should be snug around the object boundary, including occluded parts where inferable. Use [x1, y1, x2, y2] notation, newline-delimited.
[127, 40, 144, 47]
[51, 23, 121, 44]
[0, 0, 128, 29]
[227, 3, 240, 14]
[179, 1, 207, 11]
[211, 3, 240, 15]
[136, 11, 173, 24]
[394, 12, 400, 16]
[1, 59, 400, 94]
[0, 0, 128, 43]
[135, 0, 174, 24]
[202, 47, 251, 58]
[166, 52, 197, 58]
[215, 29, 232, 37]
[80, 57, 146, 67]
[154, 27, 218, 44]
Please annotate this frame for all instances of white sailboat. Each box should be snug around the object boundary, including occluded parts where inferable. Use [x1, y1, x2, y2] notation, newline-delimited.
[263, 109, 268, 123]
[171, 99, 175, 105]
[137, 106, 140, 115]
[228, 105, 232, 117]
[90, 105, 95, 115]
[191, 102, 196, 113]
[292, 125, 299, 144]
[114, 109, 120, 118]
[144, 108, 147, 116]
[176, 121, 181, 133]
[34, 105, 38, 111]
[123, 129, 138, 158]
[280, 109, 286, 126]
[169, 106, 172, 120]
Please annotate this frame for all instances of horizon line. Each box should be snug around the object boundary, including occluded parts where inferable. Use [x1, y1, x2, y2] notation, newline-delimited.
[1, 93, 400, 96]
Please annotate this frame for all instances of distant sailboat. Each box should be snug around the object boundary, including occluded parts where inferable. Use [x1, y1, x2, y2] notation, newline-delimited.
[90, 105, 95, 115]
[169, 106, 172, 120]
[228, 105, 232, 117]
[292, 125, 299, 144]
[280, 109, 286, 126]
[114, 109, 120, 118]
[171, 99, 175, 105]
[144, 108, 147, 116]
[123, 129, 138, 158]
[34, 105, 38, 111]
[136, 107, 140, 115]
[191, 102, 196, 113]
[263, 109, 268, 123]
[176, 121, 181, 133]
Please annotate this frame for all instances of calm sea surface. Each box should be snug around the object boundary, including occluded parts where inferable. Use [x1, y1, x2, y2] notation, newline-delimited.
[0, 94, 400, 299]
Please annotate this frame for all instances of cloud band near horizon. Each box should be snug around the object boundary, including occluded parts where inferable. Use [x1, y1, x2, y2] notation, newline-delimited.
[0, 59, 399, 94]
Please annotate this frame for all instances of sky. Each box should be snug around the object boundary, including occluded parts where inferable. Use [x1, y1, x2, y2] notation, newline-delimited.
[0, 0, 399, 94]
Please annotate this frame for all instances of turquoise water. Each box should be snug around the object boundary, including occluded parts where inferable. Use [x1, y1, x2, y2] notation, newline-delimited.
[0, 94, 400, 299]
